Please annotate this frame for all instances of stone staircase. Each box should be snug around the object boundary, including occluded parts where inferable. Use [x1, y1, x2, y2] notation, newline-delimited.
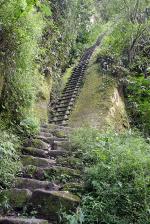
[49, 37, 101, 125]
[0, 37, 102, 223]
[0, 124, 81, 224]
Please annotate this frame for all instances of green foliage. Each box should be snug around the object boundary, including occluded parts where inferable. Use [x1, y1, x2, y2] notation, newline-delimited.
[127, 75, 150, 135]
[67, 128, 150, 223]
[19, 117, 40, 136]
[0, 129, 21, 188]
[96, 0, 150, 136]
[0, 0, 45, 133]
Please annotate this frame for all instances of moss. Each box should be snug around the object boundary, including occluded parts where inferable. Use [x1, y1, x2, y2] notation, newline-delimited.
[57, 156, 83, 169]
[69, 48, 129, 132]
[0, 189, 32, 209]
[61, 67, 74, 89]
[33, 76, 52, 124]
[21, 155, 52, 167]
[30, 190, 80, 219]
[53, 129, 67, 138]
[29, 138, 48, 149]
[63, 182, 84, 192]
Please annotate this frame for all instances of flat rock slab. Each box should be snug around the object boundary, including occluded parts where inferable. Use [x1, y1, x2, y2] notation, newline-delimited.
[14, 178, 59, 191]
[22, 165, 80, 181]
[21, 155, 56, 167]
[30, 190, 80, 219]
[0, 217, 48, 224]
[23, 147, 49, 158]
[24, 139, 49, 150]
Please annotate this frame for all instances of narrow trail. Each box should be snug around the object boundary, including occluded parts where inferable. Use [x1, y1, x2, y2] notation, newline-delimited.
[0, 37, 102, 224]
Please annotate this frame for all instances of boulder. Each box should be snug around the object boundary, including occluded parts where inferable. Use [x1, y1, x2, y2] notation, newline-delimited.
[23, 147, 49, 158]
[21, 155, 56, 167]
[30, 190, 80, 219]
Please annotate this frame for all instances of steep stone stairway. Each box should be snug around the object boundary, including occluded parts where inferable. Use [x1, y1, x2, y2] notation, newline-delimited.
[0, 124, 81, 223]
[49, 37, 101, 125]
[0, 37, 101, 223]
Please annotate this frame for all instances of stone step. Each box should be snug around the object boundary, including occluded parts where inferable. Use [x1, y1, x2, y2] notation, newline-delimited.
[0, 217, 49, 224]
[51, 117, 69, 123]
[64, 86, 80, 92]
[22, 147, 68, 159]
[61, 92, 77, 98]
[66, 80, 82, 86]
[29, 190, 80, 220]
[39, 132, 53, 138]
[64, 89, 78, 94]
[55, 112, 70, 118]
[57, 100, 70, 105]
[49, 150, 69, 157]
[22, 165, 80, 181]
[53, 140, 70, 150]
[41, 124, 71, 131]
[68, 77, 81, 82]
[36, 136, 67, 144]
[23, 147, 49, 158]
[60, 95, 76, 101]
[21, 155, 56, 167]
[24, 139, 49, 150]
[14, 177, 59, 191]
[53, 114, 69, 120]
[56, 107, 71, 112]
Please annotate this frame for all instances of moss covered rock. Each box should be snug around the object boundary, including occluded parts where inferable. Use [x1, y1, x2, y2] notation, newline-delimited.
[24, 139, 49, 150]
[21, 155, 56, 167]
[0, 189, 32, 209]
[30, 190, 80, 219]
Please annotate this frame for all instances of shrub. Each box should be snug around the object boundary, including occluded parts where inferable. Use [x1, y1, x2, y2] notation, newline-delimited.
[67, 128, 150, 224]
[127, 75, 150, 135]
[0, 129, 21, 188]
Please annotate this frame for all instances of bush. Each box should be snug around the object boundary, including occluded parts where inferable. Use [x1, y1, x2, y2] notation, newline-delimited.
[19, 117, 40, 136]
[127, 75, 150, 136]
[67, 128, 150, 224]
[0, 128, 21, 188]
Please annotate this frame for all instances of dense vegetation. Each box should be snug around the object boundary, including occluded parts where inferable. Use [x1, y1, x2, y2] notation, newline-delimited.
[0, 0, 150, 223]
[0, 0, 100, 188]
[96, 0, 150, 135]
[64, 128, 150, 224]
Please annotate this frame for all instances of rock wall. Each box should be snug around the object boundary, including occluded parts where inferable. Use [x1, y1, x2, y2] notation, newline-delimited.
[69, 51, 129, 132]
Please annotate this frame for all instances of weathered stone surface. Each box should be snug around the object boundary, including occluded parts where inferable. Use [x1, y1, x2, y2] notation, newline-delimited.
[48, 150, 68, 157]
[62, 182, 84, 192]
[24, 139, 49, 150]
[23, 165, 80, 181]
[39, 132, 53, 138]
[0, 189, 32, 208]
[52, 129, 67, 138]
[30, 190, 80, 219]
[0, 217, 48, 224]
[14, 178, 59, 191]
[21, 155, 56, 167]
[36, 136, 54, 144]
[53, 141, 70, 151]
[37, 136, 67, 144]
[23, 147, 49, 158]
